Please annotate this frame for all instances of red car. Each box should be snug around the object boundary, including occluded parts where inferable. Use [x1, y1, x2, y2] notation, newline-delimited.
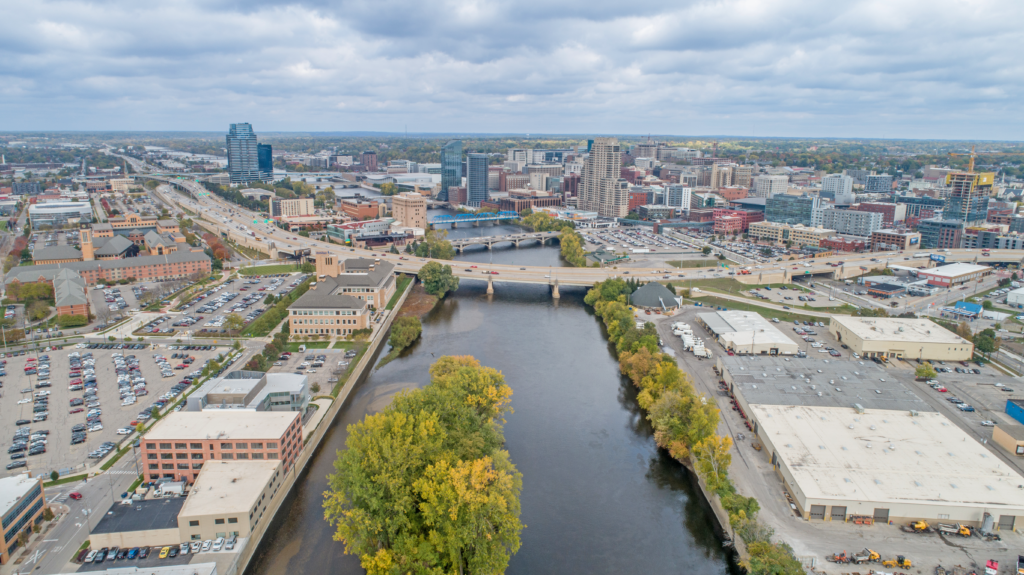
[68, 492, 83, 500]
[70, 379, 82, 385]
[69, 408, 84, 414]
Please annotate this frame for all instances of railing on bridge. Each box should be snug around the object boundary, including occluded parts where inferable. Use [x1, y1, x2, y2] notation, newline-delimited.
[431, 211, 519, 224]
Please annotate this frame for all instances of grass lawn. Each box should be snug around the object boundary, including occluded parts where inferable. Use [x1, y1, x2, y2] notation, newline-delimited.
[683, 277, 813, 294]
[386, 275, 413, 310]
[286, 341, 332, 351]
[688, 295, 834, 325]
[239, 264, 302, 276]
[43, 473, 88, 488]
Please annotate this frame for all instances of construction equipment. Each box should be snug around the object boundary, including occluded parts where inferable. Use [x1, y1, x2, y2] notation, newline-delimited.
[1017, 554, 1024, 575]
[882, 555, 912, 568]
[851, 548, 879, 564]
[901, 520, 932, 533]
[825, 551, 850, 563]
[937, 522, 972, 537]
[985, 559, 999, 575]
[947, 144, 1023, 173]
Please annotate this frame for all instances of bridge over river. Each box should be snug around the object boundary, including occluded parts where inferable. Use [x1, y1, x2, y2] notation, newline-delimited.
[450, 231, 561, 252]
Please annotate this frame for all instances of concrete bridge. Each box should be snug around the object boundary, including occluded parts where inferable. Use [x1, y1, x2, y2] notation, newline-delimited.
[430, 211, 519, 228]
[450, 232, 561, 252]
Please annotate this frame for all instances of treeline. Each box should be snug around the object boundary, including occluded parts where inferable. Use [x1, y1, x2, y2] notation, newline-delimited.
[243, 276, 312, 337]
[585, 279, 805, 575]
[519, 211, 586, 266]
[201, 182, 267, 212]
[323, 356, 523, 575]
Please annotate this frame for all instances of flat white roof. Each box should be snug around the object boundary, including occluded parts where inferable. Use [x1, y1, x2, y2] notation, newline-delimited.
[144, 411, 298, 441]
[830, 315, 969, 344]
[700, 310, 800, 350]
[752, 405, 1024, 510]
[0, 474, 40, 515]
[58, 563, 218, 575]
[180, 460, 280, 517]
[920, 263, 991, 278]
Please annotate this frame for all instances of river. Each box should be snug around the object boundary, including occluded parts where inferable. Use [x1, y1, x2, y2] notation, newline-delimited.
[243, 211, 735, 575]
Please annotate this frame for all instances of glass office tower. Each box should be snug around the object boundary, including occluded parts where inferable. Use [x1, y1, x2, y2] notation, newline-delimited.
[439, 140, 462, 202]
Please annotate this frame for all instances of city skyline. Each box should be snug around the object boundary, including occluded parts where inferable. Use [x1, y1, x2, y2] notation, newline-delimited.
[3, 1, 1024, 139]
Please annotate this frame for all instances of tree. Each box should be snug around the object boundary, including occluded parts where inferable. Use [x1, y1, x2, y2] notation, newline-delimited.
[982, 299, 994, 310]
[323, 356, 523, 575]
[694, 435, 733, 491]
[311, 382, 321, 394]
[701, 246, 712, 256]
[379, 182, 399, 196]
[414, 229, 456, 260]
[28, 300, 50, 321]
[224, 313, 245, 335]
[388, 316, 422, 351]
[915, 362, 937, 380]
[42, 506, 55, 522]
[57, 314, 89, 328]
[419, 261, 460, 298]
[956, 321, 973, 340]
[389, 244, 399, 254]
[50, 470, 59, 482]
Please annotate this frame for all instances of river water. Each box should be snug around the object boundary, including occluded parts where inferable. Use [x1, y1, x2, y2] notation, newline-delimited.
[243, 211, 734, 575]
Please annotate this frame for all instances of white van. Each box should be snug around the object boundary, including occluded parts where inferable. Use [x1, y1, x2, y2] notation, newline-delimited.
[298, 344, 306, 353]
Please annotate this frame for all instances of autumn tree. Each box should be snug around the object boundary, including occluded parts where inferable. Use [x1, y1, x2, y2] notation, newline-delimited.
[223, 313, 245, 335]
[419, 261, 460, 298]
[915, 362, 937, 380]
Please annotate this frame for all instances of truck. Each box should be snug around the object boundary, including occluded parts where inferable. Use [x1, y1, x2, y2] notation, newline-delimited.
[912, 252, 932, 259]
[631, 248, 649, 254]
[936, 523, 971, 537]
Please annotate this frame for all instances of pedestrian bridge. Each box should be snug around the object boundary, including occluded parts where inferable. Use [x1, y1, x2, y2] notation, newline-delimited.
[430, 211, 519, 227]
[450, 232, 561, 252]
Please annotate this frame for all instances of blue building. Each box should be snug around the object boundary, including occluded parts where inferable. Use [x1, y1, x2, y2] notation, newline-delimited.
[439, 140, 462, 202]
[466, 153, 489, 207]
[257, 143, 273, 180]
[226, 123, 261, 184]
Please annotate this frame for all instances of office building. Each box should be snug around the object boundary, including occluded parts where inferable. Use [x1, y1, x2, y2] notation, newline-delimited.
[752, 175, 789, 198]
[664, 185, 691, 210]
[710, 163, 735, 189]
[820, 174, 854, 205]
[465, 153, 489, 207]
[945, 172, 994, 225]
[870, 229, 921, 251]
[636, 205, 673, 220]
[0, 475, 45, 564]
[338, 197, 380, 220]
[864, 174, 894, 193]
[765, 194, 819, 226]
[579, 137, 629, 218]
[733, 165, 754, 188]
[747, 221, 833, 248]
[226, 123, 261, 185]
[829, 316, 973, 360]
[270, 198, 315, 219]
[361, 151, 378, 172]
[178, 460, 284, 542]
[310, 254, 396, 308]
[713, 208, 764, 233]
[187, 371, 309, 413]
[439, 140, 462, 202]
[257, 143, 273, 180]
[5, 250, 212, 287]
[140, 411, 303, 483]
[918, 218, 965, 250]
[391, 192, 427, 229]
[820, 208, 882, 237]
[27, 202, 93, 229]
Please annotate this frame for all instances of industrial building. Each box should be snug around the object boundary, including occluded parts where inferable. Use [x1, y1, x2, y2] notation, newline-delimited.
[917, 263, 992, 288]
[828, 316, 973, 360]
[187, 371, 310, 413]
[696, 310, 799, 355]
[718, 356, 1024, 527]
[178, 460, 284, 541]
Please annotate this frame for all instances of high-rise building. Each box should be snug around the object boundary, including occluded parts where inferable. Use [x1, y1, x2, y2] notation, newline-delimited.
[945, 172, 994, 225]
[821, 174, 854, 205]
[733, 165, 754, 188]
[665, 185, 692, 210]
[466, 153, 489, 207]
[918, 218, 965, 249]
[226, 123, 261, 185]
[579, 137, 628, 218]
[821, 208, 883, 237]
[257, 143, 273, 180]
[439, 140, 462, 202]
[392, 192, 428, 229]
[361, 151, 378, 172]
[710, 163, 735, 189]
[752, 175, 789, 198]
[765, 194, 819, 226]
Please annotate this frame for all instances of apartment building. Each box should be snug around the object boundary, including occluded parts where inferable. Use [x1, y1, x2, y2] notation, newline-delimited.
[752, 175, 789, 198]
[140, 411, 303, 483]
[918, 218, 965, 250]
[5, 250, 212, 287]
[870, 229, 921, 251]
[854, 202, 906, 227]
[579, 137, 629, 218]
[820, 208, 883, 237]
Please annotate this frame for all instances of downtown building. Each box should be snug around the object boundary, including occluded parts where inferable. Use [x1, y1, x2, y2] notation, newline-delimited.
[579, 137, 629, 218]
[945, 172, 994, 225]
[820, 208, 883, 237]
[226, 123, 263, 185]
[439, 140, 462, 202]
[820, 174, 855, 205]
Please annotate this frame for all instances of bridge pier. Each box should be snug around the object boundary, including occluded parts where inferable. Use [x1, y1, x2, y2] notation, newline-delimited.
[487, 275, 494, 295]
[452, 222, 458, 228]
[551, 279, 560, 299]
[472, 221, 480, 227]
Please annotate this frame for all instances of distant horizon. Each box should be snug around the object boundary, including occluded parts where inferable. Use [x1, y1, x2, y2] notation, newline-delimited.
[2, 130, 1024, 145]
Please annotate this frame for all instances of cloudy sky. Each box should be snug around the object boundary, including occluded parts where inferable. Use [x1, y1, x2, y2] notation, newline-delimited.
[2, 0, 1022, 139]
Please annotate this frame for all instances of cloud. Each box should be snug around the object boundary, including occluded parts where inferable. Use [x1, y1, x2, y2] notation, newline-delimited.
[0, 0, 1022, 138]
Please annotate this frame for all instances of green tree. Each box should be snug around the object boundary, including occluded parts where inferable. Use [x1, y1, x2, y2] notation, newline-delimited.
[982, 299, 994, 310]
[419, 261, 460, 298]
[559, 230, 587, 267]
[414, 229, 456, 260]
[379, 182, 399, 196]
[28, 301, 50, 321]
[702, 246, 712, 256]
[323, 356, 523, 575]
[915, 362, 937, 380]
[311, 382, 321, 394]
[625, 211, 640, 220]
[388, 316, 422, 351]
[224, 313, 245, 335]
[50, 470, 59, 482]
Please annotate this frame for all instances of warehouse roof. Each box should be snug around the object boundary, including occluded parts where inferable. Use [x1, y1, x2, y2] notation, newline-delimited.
[722, 356, 934, 412]
[920, 263, 991, 278]
[180, 460, 280, 517]
[830, 316, 970, 344]
[700, 310, 798, 350]
[752, 405, 1024, 511]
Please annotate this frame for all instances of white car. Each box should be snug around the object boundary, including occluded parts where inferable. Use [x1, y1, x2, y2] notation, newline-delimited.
[190, 541, 201, 553]
[17, 398, 30, 404]
[211, 537, 225, 552]
[88, 424, 104, 432]
[117, 428, 132, 435]
[201, 540, 212, 552]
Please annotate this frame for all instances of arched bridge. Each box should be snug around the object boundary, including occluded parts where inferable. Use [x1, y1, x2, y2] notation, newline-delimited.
[450, 232, 561, 252]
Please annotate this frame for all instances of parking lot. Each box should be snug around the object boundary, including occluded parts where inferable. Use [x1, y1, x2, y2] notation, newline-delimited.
[177, 272, 306, 335]
[1, 344, 227, 478]
[30, 229, 78, 253]
[77, 540, 243, 572]
[267, 346, 360, 395]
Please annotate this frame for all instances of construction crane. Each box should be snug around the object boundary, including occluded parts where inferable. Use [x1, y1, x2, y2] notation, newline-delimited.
[948, 145, 1022, 173]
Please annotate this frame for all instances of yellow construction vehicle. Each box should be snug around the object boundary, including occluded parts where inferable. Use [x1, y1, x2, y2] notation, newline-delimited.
[882, 556, 912, 569]
[901, 520, 930, 533]
[852, 548, 879, 564]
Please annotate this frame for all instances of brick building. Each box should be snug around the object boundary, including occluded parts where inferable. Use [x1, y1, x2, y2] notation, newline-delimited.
[821, 236, 868, 252]
[140, 411, 303, 483]
[870, 229, 921, 251]
[713, 208, 764, 232]
[854, 202, 906, 227]
[716, 186, 749, 202]
[339, 197, 380, 220]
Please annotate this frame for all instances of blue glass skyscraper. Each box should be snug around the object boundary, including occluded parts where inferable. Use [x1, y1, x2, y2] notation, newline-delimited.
[439, 140, 462, 202]
[466, 153, 488, 207]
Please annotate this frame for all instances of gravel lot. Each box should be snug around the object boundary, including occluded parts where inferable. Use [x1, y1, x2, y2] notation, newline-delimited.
[0, 344, 227, 479]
